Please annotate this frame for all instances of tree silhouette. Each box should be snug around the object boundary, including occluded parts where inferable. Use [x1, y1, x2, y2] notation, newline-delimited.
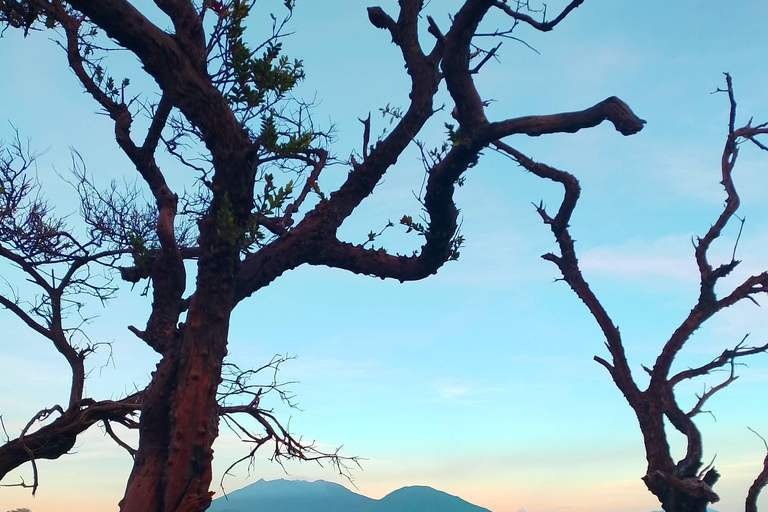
[505, 74, 768, 512]
[0, 1, 647, 511]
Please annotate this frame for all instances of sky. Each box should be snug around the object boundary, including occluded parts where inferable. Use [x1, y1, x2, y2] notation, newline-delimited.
[1, 1, 768, 512]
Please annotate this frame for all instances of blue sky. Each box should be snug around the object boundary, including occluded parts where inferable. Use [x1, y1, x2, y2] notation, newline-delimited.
[1, 1, 768, 512]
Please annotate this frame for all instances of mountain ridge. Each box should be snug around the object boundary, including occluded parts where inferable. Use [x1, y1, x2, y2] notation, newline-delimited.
[209, 478, 721, 512]
[208, 478, 493, 512]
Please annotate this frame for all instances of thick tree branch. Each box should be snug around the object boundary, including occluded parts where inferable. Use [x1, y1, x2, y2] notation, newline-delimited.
[485, 96, 646, 140]
[0, 393, 143, 482]
[746, 428, 768, 512]
[64, 0, 257, 213]
[153, 0, 205, 62]
[235, 3, 444, 302]
[442, 0, 494, 130]
[511, 74, 768, 511]
[53, 6, 187, 352]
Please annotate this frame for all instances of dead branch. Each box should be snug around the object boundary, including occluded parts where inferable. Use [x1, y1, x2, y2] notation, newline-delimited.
[492, 0, 585, 32]
[0, 393, 143, 483]
[746, 428, 768, 512]
[508, 74, 768, 511]
[216, 356, 360, 495]
[670, 335, 768, 386]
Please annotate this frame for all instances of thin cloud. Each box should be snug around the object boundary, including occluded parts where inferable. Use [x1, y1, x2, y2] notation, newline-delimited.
[431, 378, 498, 403]
[580, 236, 699, 283]
[578, 228, 768, 289]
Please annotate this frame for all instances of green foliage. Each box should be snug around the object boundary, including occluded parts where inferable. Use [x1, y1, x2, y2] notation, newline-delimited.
[127, 232, 151, 274]
[260, 173, 293, 214]
[449, 233, 465, 261]
[225, 2, 305, 110]
[277, 132, 313, 155]
[311, 181, 325, 201]
[242, 218, 266, 248]
[259, 116, 279, 148]
[399, 215, 464, 260]
[362, 220, 394, 249]
[445, 123, 460, 146]
[399, 215, 427, 236]
[258, 116, 313, 155]
[215, 193, 242, 245]
[215, 192, 276, 250]
[0, 1, 54, 31]
[379, 103, 404, 124]
[444, 123, 479, 169]
[91, 64, 130, 102]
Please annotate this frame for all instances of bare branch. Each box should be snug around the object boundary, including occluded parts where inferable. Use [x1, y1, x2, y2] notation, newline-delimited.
[515, 73, 768, 511]
[746, 428, 768, 512]
[492, 0, 585, 32]
[670, 335, 768, 386]
[216, 355, 360, 494]
[486, 96, 646, 139]
[103, 420, 137, 458]
[0, 394, 142, 483]
[493, 140, 644, 402]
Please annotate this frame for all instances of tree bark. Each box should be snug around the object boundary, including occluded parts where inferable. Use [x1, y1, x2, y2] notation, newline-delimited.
[119, 202, 240, 512]
[119, 287, 232, 512]
[644, 470, 716, 512]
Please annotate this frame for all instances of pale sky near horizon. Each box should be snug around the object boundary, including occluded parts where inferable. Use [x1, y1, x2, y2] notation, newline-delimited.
[1, 1, 768, 512]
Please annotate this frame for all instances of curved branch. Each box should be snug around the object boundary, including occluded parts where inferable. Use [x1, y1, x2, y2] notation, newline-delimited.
[442, 0, 494, 129]
[493, 140, 642, 404]
[746, 428, 768, 512]
[0, 393, 143, 482]
[153, 0, 205, 60]
[306, 239, 441, 282]
[0, 293, 51, 339]
[234, 3, 445, 302]
[492, 0, 585, 32]
[485, 96, 646, 140]
[670, 335, 768, 386]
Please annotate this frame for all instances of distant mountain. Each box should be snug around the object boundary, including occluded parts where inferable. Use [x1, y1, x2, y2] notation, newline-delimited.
[208, 479, 372, 512]
[375, 485, 494, 512]
[208, 478, 493, 512]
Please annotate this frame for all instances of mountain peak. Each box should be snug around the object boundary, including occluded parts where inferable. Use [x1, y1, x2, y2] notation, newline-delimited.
[209, 479, 491, 512]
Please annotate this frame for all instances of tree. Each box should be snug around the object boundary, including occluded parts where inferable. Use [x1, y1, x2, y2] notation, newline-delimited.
[502, 74, 768, 512]
[0, 1, 647, 511]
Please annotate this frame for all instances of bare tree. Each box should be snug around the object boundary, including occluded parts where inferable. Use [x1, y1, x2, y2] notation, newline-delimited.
[0, 1, 646, 511]
[495, 74, 768, 512]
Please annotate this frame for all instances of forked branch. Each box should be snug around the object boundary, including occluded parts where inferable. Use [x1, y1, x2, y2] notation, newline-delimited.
[216, 356, 360, 494]
[503, 74, 768, 511]
[492, 0, 585, 32]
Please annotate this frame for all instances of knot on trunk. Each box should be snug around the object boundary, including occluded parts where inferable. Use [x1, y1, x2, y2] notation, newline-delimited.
[645, 469, 720, 504]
